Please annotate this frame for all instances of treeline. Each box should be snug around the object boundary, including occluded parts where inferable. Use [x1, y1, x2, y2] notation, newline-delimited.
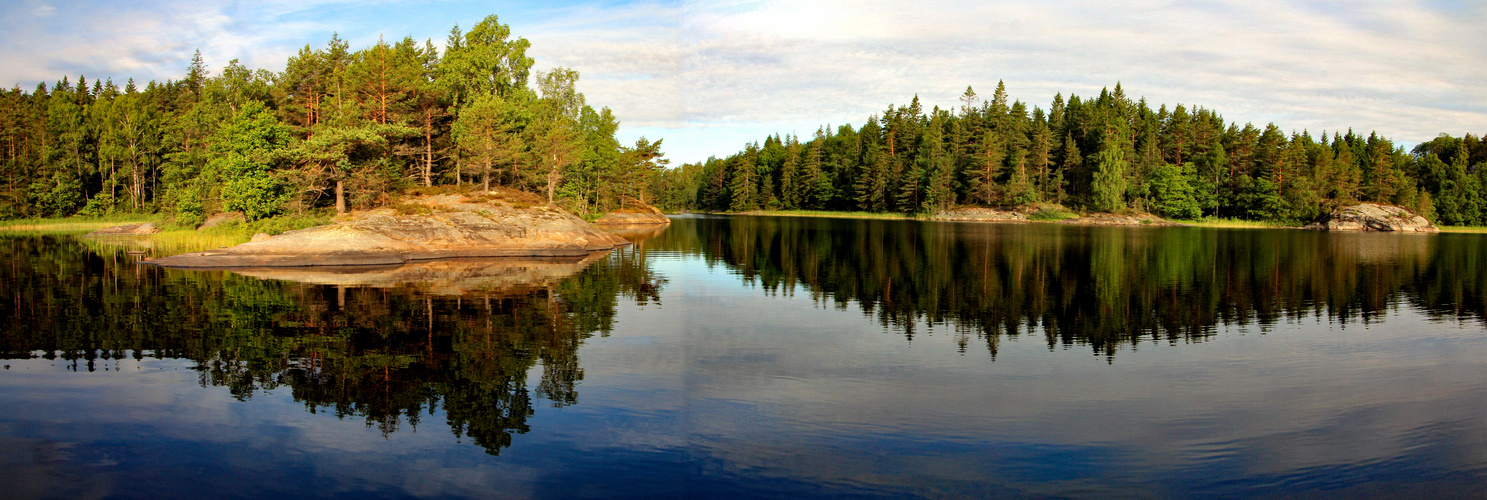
[0, 14, 668, 223]
[666, 83, 1487, 225]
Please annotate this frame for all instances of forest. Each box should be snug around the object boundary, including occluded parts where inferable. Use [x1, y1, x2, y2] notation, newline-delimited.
[662, 83, 1487, 225]
[4, 12, 1484, 227]
[0, 14, 669, 224]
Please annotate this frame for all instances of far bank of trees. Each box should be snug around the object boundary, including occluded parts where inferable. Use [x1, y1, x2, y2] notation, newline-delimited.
[0, 14, 669, 223]
[663, 83, 1487, 225]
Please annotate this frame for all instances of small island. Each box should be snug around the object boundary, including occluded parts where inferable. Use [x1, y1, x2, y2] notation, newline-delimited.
[147, 192, 630, 268]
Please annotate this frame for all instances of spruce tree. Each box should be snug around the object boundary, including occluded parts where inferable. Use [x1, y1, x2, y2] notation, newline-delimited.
[1090, 132, 1129, 213]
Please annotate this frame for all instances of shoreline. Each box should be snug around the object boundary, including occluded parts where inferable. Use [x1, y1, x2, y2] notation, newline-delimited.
[687, 209, 1485, 232]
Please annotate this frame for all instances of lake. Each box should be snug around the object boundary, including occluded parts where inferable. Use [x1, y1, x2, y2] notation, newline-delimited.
[2, 215, 1486, 498]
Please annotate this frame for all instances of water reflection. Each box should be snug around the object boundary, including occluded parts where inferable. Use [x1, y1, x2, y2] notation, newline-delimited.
[4, 218, 1487, 497]
[0, 234, 663, 456]
[652, 216, 1486, 357]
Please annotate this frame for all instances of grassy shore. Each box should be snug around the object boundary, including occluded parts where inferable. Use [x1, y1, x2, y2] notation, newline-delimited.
[0, 214, 159, 233]
[3, 213, 332, 255]
[1439, 226, 1487, 233]
[1170, 217, 1293, 229]
[731, 210, 918, 220]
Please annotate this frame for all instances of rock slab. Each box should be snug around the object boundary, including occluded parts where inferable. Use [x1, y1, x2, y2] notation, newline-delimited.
[147, 194, 631, 268]
[595, 201, 671, 225]
[1305, 203, 1438, 232]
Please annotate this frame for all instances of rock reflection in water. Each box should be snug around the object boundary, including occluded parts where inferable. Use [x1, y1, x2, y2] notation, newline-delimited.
[602, 223, 672, 244]
[227, 252, 612, 296]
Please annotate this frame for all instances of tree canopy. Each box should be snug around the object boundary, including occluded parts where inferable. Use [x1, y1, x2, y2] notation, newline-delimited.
[665, 82, 1487, 225]
[0, 14, 662, 221]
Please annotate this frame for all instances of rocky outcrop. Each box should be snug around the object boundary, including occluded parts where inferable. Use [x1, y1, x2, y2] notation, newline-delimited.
[86, 222, 162, 236]
[1059, 212, 1180, 227]
[1305, 203, 1438, 232]
[594, 201, 671, 225]
[198, 212, 245, 230]
[932, 206, 1177, 226]
[146, 193, 631, 268]
[931, 207, 1030, 222]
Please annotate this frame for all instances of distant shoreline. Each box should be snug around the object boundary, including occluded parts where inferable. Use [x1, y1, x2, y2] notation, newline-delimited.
[685, 209, 1487, 233]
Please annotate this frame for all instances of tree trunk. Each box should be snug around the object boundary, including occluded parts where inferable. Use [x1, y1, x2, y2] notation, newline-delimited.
[423, 110, 433, 186]
[547, 155, 559, 206]
[335, 179, 346, 215]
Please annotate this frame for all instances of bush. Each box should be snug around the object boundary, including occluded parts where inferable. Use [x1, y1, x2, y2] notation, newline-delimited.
[1028, 208, 1079, 221]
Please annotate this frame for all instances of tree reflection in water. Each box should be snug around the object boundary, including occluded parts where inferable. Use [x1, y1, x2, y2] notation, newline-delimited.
[649, 216, 1486, 358]
[3, 217, 1484, 454]
[0, 234, 664, 456]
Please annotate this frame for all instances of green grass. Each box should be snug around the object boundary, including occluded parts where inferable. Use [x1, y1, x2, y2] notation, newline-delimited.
[734, 209, 916, 220]
[1439, 225, 1487, 233]
[1027, 208, 1080, 221]
[1171, 217, 1292, 229]
[0, 213, 160, 233]
[19, 213, 334, 256]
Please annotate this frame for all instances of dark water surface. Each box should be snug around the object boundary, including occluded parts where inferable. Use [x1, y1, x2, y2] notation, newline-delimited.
[3, 215, 1486, 499]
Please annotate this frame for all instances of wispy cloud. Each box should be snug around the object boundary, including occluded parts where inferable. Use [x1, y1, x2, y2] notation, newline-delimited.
[1, 0, 1482, 163]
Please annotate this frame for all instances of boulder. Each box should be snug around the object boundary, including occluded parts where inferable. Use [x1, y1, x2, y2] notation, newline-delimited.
[86, 222, 162, 236]
[146, 194, 631, 268]
[198, 212, 245, 230]
[1305, 203, 1438, 233]
[932, 207, 1029, 222]
[595, 201, 671, 225]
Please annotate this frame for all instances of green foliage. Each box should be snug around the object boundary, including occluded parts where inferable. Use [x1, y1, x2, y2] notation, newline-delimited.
[1147, 162, 1200, 220]
[211, 102, 292, 220]
[27, 172, 84, 217]
[222, 173, 291, 220]
[1090, 144, 1129, 213]
[78, 191, 117, 217]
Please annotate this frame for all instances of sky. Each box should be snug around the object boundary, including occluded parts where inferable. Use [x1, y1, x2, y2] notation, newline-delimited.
[1, 0, 1484, 164]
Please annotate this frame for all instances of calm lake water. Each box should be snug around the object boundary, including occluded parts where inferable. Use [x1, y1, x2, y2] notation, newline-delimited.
[3, 215, 1486, 499]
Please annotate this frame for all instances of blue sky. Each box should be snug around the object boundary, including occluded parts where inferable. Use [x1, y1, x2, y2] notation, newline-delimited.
[1, 0, 1484, 163]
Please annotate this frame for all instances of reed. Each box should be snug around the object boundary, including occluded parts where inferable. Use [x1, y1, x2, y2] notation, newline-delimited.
[1439, 226, 1487, 233]
[1027, 208, 1080, 221]
[0, 214, 158, 233]
[733, 210, 915, 220]
[71, 213, 333, 257]
[1173, 217, 1291, 229]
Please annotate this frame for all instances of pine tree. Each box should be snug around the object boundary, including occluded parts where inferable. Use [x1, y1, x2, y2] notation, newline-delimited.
[964, 131, 1004, 205]
[729, 144, 759, 212]
[1363, 134, 1398, 202]
[780, 135, 800, 209]
[1090, 132, 1129, 213]
[452, 93, 526, 192]
[1004, 148, 1036, 206]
